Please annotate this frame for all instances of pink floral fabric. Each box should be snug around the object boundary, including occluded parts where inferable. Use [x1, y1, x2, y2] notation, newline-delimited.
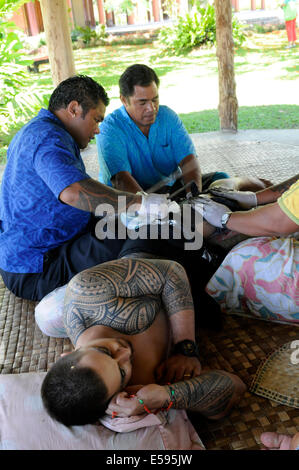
[206, 236, 299, 325]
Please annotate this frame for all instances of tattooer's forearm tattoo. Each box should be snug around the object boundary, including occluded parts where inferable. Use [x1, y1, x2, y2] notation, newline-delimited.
[74, 178, 137, 213]
[266, 174, 298, 196]
[64, 258, 194, 345]
[164, 371, 235, 418]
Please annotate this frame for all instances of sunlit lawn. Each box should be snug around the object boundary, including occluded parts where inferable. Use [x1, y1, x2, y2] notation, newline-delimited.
[1, 27, 299, 162]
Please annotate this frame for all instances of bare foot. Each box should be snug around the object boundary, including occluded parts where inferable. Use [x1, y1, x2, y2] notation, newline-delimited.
[232, 176, 273, 192]
[261, 431, 299, 450]
[260, 432, 292, 450]
[208, 176, 273, 193]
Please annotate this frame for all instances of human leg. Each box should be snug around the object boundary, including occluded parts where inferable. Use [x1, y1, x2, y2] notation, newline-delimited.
[0, 226, 125, 301]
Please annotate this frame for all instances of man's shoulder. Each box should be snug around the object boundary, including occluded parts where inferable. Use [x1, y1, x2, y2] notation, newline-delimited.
[157, 105, 180, 124]
[103, 106, 126, 124]
[158, 105, 177, 116]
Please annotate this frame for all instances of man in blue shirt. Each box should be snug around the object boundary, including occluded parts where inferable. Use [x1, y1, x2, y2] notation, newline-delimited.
[96, 64, 269, 197]
[0, 75, 169, 301]
[96, 64, 230, 195]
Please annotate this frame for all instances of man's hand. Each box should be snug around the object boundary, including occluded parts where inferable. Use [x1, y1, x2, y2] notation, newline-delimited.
[138, 192, 171, 218]
[209, 187, 257, 209]
[106, 384, 169, 417]
[121, 196, 180, 230]
[106, 391, 144, 417]
[155, 354, 202, 384]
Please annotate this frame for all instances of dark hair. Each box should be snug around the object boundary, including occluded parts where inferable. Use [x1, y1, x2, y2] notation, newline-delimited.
[119, 64, 160, 98]
[41, 350, 109, 426]
[48, 75, 109, 117]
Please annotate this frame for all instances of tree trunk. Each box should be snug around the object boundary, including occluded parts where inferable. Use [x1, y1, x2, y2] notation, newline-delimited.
[40, 0, 76, 87]
[215, 0, 238, 132]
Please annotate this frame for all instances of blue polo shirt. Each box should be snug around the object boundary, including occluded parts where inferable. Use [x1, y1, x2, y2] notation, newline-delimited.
[0, 109, 91, 273]
[96, 105, 196, 190]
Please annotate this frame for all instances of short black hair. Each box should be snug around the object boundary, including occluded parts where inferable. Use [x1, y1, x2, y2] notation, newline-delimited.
[119, 64, 160, 98]
[48, 75, 109, 117]
[41, 350, 109, 426]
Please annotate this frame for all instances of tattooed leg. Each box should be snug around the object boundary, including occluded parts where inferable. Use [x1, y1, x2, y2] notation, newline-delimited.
[165, 370, 246, 420]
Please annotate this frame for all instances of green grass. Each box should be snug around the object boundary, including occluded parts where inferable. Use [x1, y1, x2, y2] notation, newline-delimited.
[1, 28, 299, 164]
[179, 105, 299, 133]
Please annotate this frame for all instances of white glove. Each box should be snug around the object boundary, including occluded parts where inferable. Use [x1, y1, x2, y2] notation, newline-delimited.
[190, 196, 231, 228]
[122, 195, 181, 231]
[209, 187, 257, 209]
[138, 192, 171, 219]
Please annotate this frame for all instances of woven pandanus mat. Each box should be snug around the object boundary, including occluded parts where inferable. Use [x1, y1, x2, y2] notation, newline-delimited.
[0, 276, 71, 375]
[193, 140, 298, 183]
[193, 315, 299, 450]
[1, 274, 299, 450]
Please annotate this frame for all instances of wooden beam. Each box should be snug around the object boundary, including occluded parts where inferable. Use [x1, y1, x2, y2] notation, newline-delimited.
[215, 0, 238, 132]
[39, 0, 76, 87]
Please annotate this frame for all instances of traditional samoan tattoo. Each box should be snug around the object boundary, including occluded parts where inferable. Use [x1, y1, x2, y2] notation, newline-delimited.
[267, 174, 298, 196]
[164, 371, 235, 417]
[64, 258, 194, 345]
[73, 178, 138, 213]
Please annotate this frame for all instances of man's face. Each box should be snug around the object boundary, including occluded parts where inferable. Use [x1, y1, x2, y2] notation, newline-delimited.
[69, 100, 106, 149]
[121, 82, 159, 133]
[77, 338, 133, 398]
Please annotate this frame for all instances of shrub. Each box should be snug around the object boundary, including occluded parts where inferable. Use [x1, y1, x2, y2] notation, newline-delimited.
[71, 25, 107, 48]
[0, 25, 49, 135]
[158, 1, 246, 55]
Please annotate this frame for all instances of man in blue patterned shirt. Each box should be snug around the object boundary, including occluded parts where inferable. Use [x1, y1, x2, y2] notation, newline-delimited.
[0, 75, 168, 301]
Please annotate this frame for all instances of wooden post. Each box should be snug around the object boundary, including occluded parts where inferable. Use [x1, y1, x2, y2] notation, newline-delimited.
[96, 0, 106, 25]
[215, 0, 238, 132]
[39, 0, 76, 87]
[261, 0, 266, 9]
[152, 0, 160, 22]
[25, 2, 40, 36]
[251, 0, 256, 10]
[127, 13, 135, 25]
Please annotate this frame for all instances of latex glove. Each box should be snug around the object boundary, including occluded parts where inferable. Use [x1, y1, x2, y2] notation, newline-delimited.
[138, 192, 170, 219]
[190, 196, 230, 228]
[209, 187, 257, 209]
[188, 193, 211, 216]
[121, 199, 181, 231]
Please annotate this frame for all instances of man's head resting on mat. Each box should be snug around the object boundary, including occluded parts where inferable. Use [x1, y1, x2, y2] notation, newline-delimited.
[41, 337, 133, 426]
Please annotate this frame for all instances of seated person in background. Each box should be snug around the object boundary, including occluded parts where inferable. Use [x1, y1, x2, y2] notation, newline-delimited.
[96, 63, 267, 196]
[0, 75, 168, 301]
[198, 175, 299, 322]
[41, 257, 246, 426]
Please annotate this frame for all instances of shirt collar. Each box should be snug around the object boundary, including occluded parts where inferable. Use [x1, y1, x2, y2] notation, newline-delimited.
[119, 105, 160, 134]
[38, 108, 67, 130]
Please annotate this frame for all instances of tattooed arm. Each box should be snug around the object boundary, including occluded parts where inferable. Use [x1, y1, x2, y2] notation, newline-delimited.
[64, 258, 196, 347]
[256, 174, 299, 205]
[59, 177, 140, 213]
[107, 370, 246, 420]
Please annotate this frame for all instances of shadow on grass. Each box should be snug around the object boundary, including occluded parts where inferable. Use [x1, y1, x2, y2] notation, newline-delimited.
[179, 105, 299, 133]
